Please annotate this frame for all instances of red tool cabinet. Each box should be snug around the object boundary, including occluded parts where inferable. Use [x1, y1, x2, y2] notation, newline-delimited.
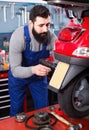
[0, 70, 10, 120]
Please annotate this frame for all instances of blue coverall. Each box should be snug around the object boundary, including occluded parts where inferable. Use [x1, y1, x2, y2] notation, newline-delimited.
[8, 25, 50, 116]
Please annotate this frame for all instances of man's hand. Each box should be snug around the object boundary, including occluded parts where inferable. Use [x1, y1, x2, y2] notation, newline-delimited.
[31, 64, 51, 76]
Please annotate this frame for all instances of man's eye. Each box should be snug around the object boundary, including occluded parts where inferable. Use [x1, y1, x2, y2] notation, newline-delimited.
[38, 23, 50, 28]
[46, 23, 50, 27]
[39, 25, 43, 27]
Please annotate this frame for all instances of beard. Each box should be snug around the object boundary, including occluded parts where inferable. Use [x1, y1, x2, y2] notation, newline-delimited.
[32, 27, 49, 44]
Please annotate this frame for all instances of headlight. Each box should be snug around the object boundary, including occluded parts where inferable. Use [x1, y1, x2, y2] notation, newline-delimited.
[72, 47, 89, 57]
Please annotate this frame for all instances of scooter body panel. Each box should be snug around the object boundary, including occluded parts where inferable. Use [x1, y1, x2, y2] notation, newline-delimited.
[50, 16, 89, 91]
[54, 18, 89, 59]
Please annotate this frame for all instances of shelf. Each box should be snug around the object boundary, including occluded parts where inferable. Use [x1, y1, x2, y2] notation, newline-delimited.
[0, 95, 10, 99]
[0, 83, 8, 87]
[0, 105, 10, 109]
[0, 99, 10, 103]
[0, 78, 8, 82]
[0, 115, 10, 120]
[0, 88, 8, 92]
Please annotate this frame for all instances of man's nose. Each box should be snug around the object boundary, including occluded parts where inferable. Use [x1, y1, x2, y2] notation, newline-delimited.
[43, 25, 48, 32]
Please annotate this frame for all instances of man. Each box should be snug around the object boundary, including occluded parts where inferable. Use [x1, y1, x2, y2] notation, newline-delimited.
[8, 5, 57, 116]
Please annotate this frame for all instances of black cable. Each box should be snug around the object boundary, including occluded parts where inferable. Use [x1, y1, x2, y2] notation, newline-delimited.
[25, 114, 37, 130]
[24, 112, 57, 130]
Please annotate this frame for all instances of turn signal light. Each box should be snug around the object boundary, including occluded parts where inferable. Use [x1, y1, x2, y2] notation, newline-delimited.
[73, 47, 89, 58]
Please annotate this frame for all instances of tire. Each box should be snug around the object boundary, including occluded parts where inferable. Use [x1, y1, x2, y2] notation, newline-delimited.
[58, 69, 89, 118]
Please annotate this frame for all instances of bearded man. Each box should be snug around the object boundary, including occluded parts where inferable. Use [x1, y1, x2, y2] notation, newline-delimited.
[8, 5, 57, 116]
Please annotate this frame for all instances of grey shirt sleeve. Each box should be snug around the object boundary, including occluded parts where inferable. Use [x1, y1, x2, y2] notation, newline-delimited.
[9, 26, 57, 78]
[9, 27, 33, 78]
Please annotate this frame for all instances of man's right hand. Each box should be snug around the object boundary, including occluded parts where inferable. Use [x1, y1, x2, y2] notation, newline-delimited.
[31, 64, 51, 76]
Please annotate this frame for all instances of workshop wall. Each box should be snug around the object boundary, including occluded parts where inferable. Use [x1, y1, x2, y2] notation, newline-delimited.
[0, 2, 35, 33]
[0, 1, 69, 33]
[0, 1, 69, 53]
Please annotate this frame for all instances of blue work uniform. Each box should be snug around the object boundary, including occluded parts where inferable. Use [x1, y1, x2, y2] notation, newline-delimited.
[8, 25, 50, 116]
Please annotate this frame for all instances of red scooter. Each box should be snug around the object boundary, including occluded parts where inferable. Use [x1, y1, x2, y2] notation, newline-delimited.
[42, 0, 89, 118]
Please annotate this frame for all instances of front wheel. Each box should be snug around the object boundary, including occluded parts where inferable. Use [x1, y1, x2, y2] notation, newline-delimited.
[58, 69, 89, 118]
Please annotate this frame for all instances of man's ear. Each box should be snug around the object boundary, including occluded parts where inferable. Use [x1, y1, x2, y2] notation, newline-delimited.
[29, 20, 33, 25]
[29, 20, 33, 28]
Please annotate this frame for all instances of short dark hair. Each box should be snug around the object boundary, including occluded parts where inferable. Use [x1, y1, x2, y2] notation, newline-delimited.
[29, 5, 50, 22]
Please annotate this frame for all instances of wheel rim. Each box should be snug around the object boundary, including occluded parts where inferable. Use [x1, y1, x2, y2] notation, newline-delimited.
[72, 77, 89, 112]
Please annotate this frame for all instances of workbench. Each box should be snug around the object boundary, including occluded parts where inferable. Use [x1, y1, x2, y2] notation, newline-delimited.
[0, 104, 89, 130]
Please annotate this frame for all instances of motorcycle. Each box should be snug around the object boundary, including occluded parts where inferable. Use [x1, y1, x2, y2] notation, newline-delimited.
[41, 0, 89, 118]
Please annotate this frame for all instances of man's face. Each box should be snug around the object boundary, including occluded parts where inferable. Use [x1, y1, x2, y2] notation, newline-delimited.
[32, 16, 50, 43]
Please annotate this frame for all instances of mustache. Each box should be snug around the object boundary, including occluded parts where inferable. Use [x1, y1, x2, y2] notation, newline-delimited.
[40, 32, 47, 36]
[32, 27, 49, 43]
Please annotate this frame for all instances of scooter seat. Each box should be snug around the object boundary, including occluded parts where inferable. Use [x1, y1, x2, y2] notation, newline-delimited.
[45, 0, 89, 8]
